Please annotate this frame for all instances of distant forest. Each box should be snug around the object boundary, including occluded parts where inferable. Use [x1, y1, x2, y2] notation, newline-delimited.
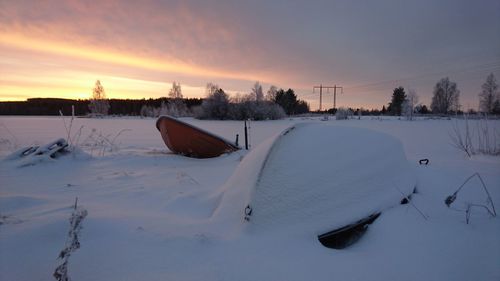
[0, 98, 203, 116]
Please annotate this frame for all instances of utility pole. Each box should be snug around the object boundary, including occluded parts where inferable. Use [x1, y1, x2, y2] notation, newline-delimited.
[333, 85, 343, 110]
[313, 84, 323, 111]
[313, 84, 343, 111]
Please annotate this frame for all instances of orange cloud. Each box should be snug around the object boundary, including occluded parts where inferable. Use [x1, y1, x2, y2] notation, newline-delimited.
[0, 0, 310, 103]
[0, 30, 264, 83]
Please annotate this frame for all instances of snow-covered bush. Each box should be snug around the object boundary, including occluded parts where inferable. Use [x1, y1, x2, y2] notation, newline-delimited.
[140, 100, 191, 118]
[228, 100, 285, 120]
[159, 100, 189, 117]
[263, 102, 287, 120]
[140, 104, 155, 117]
[196, 84, 285, 120]
[335, 107, 353, 120]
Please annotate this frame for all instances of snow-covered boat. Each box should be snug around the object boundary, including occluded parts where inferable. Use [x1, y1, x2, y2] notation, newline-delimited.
[156, 115, 240, 158]
[212, 123, 416, 247]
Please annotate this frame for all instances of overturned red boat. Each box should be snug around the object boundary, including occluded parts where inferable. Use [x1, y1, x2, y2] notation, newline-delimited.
[156, 115, 240, 158]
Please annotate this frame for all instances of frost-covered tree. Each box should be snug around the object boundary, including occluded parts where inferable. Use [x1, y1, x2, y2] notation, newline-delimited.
[140, 104, 155, 117]
[168, 81, 183, 99]
[479, 73, 499, 114]
[205, 82, 219, 96]
[388, 87, 406, 116]
[402, 89, 419, 120]
[166, 81, 188, 117]
[431, 77, 460, 114]
[196, 83, 299, 120]
[88, 80, 110, 116]
[230, 93, 243, 104]
[225, 90, 285, 120]
[266, 85, 278, 102]
[197, 83, 230, 119]
[251, 81, 264, 102]
[163, 101, 190, 117]
[402, 100, 410, 119]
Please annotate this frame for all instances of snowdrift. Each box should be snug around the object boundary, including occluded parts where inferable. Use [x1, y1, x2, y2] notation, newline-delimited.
[3, 138, 72, 167]
[213, 123, 416, 236]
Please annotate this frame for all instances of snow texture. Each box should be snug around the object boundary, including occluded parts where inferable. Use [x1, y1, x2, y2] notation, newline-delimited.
[249, 123, 416, 234]
[214, 123, 416, 237]
[0, 116, 499, 281]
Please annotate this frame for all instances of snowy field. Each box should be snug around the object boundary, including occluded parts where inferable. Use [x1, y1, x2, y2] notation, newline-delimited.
[1, 116, 499, 281]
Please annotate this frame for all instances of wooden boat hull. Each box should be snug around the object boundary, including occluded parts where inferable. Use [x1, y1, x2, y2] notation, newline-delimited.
[156, 116, 239, 158]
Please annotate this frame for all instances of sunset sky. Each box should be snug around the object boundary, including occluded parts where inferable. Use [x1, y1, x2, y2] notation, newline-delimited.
[1, 0, 499, 110]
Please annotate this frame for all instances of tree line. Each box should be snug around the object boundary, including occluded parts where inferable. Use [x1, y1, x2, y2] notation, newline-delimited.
[3, 73, 497, 118]
[386, 73, 500, 118]
[0, 80, 310, 120]
[0, 97, 203, 116]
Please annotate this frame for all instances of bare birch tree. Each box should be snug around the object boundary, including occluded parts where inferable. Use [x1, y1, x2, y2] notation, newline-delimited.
[431, 77, 460, 114]
[88, 80, 110, 116]
[479, 73, 499, 114]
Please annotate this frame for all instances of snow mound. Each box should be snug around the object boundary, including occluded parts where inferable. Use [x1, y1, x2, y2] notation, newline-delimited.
[3, 138, 70, 167]
[214, 123, 416, 236]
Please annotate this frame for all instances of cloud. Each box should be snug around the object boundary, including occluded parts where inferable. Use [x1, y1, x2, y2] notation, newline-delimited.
[0, 1, 268, 79]
[1, 0, 499, 108]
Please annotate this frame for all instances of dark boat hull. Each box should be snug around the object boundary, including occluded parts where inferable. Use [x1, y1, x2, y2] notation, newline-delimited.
[156, 116, 239, 158]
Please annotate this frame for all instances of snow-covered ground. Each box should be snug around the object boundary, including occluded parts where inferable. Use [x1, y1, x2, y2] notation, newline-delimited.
[0, 116, 499, 281]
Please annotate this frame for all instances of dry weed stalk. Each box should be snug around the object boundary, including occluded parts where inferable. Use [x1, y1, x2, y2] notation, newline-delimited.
[445, 173, 496, 224]
[54, 198, 87, 281]
[449, 114, 500, 157]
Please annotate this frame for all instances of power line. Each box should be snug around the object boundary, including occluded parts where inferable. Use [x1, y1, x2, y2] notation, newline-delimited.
[299, 61, 500, 103]
[345, 61, 500, 91]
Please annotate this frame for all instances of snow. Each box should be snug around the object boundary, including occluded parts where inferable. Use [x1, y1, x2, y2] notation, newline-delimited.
[0, 116, 499, 281]
[251, 124, 415, 234]
[214, 123, 416, 236]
